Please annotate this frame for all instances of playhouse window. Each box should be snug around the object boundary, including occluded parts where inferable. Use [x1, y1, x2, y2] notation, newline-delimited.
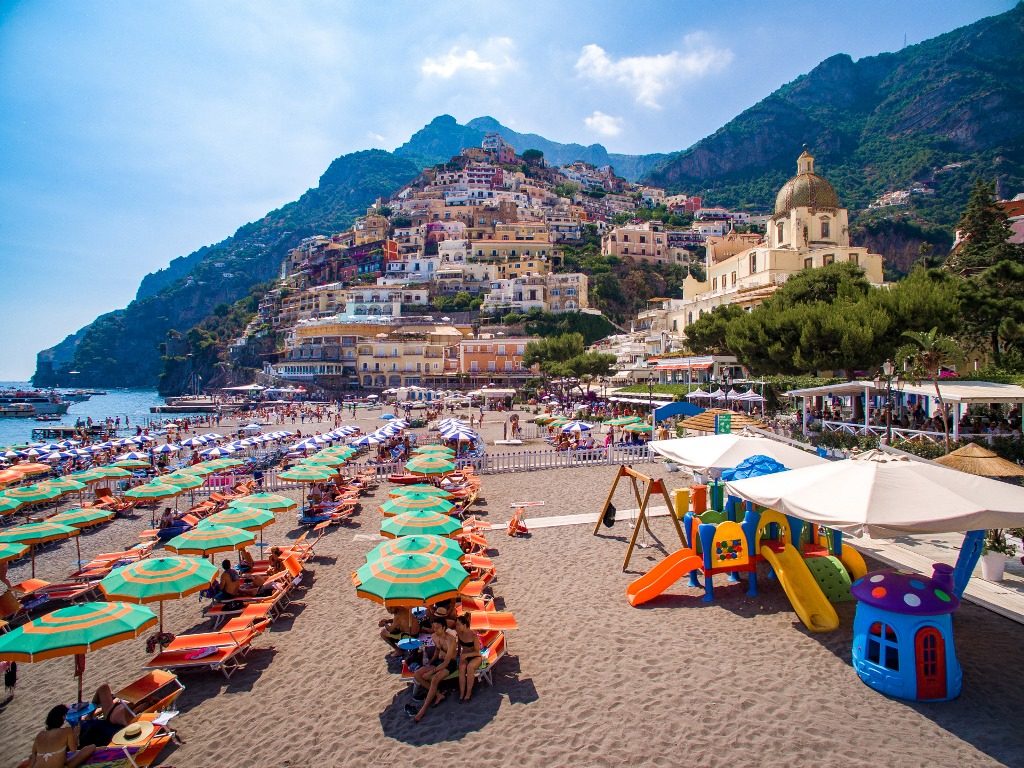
[867, 622, 900, 671]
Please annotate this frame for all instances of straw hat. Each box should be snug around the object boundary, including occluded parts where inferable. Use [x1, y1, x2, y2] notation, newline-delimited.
[934, 442, 1024, 478]
[110, 721, 156, 746]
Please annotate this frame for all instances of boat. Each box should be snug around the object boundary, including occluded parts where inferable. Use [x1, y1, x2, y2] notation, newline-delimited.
[34, 413, 63, 422]
[150, 395, 221, 414]
[61, 390, 93, 402]
[0, 390, 70, 415]
[0, 403, 36, 418]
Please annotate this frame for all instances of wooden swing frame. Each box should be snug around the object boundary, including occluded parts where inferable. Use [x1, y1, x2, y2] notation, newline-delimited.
[592, 465, 686, 571]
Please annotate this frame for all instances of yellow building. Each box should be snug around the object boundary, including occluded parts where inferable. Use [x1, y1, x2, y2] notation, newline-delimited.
[670, 150, 884, 332]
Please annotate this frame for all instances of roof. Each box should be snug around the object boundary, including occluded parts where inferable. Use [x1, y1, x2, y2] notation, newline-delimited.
[785, 379, 1024, 405]
[851, 567, 959, 616]
[774, 151, 839, 216]
[678, 408, 764, 432]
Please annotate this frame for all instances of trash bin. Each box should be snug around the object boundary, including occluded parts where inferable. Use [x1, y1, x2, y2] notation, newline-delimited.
[691, 484, 707, 514]
[673, 488, 690, 520]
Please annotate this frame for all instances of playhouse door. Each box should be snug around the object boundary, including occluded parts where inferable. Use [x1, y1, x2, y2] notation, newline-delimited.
[915, 627, 946, 700]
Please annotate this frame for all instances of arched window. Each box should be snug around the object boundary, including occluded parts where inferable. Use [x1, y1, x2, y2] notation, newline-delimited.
[776, 222, 784, 245]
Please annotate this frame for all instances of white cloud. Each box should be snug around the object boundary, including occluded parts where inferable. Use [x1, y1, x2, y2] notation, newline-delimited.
[420, 37, 518, 80]
[584, 111, 623, 137]
[366, 131, 387, 144]
[575, 33, 733, 108]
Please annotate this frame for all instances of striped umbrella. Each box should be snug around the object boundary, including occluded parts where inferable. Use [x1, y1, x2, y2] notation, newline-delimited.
[113, 459, 151, 469]
[321, 446, 356, 459]
[380, 494, 455, 517]
[303, 454, 347, 468]
[388, 484, 453, 500]
[164, 524, 254, 556]
[365, 534, 464, 564]
[0, 521, 80, 576]
[352, 553, 470, 608]
[44, 477, 87, 493]
[10, 463, 51, 476]
[624, 423, 653, 434]
[404, 455, 456, 475]
[0, 469, 23, 486]
[91, 466, 132, 479]
[278, 465, 335, 482]
[605, 416, 642, 426]
[180, 463, 215, 477]
[0, 542, 28, 563]
[160, 473, 204, 490]
[4, 482, 65, 504]
[68, 469, 106, 484]
[414, 445, 456, 456]
[0, 601, 157, 700]
[440, 429, 479, 443]
[560, 420, 594, 432]
[124, 482, 183, 502]
[100, 556, 217, 633]
[228, 493, 297, 513]
[48, 508, 115, 529]
[201, 506, 275, 531]
[380, 509, 462, 539]
[0, 496, 24, 515]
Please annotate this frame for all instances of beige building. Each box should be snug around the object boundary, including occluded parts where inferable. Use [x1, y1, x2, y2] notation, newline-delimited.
[479, 272, 589, 314]
[668, 150, 884, 333]
[601, 221, 686, 264]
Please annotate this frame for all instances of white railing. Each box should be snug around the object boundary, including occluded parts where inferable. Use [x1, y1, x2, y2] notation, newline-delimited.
[819, 420, 1016, 444]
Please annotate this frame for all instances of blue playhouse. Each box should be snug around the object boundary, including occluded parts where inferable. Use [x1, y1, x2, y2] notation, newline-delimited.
[850, 563, 962, 702]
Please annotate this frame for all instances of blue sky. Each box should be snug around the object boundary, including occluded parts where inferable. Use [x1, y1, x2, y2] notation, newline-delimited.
[0, 0, 1015, 380]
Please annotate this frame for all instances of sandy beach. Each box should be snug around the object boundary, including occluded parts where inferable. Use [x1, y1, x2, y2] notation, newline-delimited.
[2, 408, 1023, 767]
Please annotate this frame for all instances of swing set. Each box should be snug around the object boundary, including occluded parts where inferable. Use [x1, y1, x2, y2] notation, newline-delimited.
[592, 465, 686, 571]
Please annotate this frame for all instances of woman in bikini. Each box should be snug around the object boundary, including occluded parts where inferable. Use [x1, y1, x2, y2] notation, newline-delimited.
[411, 620, 457, 722]
[30, 705, 95, 767]
[455, 613, 483, 702]
[379, 607, 420, 656]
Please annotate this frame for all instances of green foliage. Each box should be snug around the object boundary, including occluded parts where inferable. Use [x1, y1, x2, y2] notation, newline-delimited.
[685, 304, 746, 354]
[945, 179, 1024, 276]
[522, 333, 585, 374]
[431, 291, 482, 312]
[553, 182, 580, 199]
[522, 149, 544, 165]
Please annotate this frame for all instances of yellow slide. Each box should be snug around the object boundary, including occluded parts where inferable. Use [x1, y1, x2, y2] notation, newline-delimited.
[760, 543, 839, 633]
[839, 545, 867, 580]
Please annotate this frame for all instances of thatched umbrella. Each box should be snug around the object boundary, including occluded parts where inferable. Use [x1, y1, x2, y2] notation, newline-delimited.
[677, 408, 764, 433]
[934, 442, 1024, 478]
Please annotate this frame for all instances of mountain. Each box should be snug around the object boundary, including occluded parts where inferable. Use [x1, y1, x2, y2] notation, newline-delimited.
[33, 150, 419, 388]
[394, 114, 667, 181]
[644, 3, 1024, 230]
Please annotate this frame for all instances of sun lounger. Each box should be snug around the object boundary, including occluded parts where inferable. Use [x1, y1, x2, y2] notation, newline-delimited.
[144, 626, 263, 678]
[115, 670, 185, 716]
[203, 581, 291, 628]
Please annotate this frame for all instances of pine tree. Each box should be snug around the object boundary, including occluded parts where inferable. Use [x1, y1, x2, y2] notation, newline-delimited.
[944, 179, 1023, 276]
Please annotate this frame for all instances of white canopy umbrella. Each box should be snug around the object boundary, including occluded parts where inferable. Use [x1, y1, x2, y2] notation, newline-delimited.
[732, 390, 766, 403]
[649, 434, 827, 473]
[725, 450, 1024, 539]
[686, 389, 712, 400]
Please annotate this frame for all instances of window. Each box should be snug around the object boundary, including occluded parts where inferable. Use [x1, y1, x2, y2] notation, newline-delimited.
[821, 218, 831, 239]
[849, 253, 858, 266]
[823, 254, 835, 266]
[713, 277, 718, 291]
[497, 345, 505, 355]
[803, 257, 813, 269]
[640, 236, 646, 244]
[470, 361, 479, 372]
[777, 222, 784, 244]
[867, 622, 900, 671]
[731, 271, 737, 287]
[749, 253, 757, 273]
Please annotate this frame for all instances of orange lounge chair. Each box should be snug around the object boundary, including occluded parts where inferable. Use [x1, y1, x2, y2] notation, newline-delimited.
[114, 670, 185, 716]
[468, 611, 518, 631]
[144, 627, 262, 678]
[203, 581, 291, 628]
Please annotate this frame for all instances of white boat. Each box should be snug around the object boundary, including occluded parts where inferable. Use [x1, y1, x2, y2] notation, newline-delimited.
[0, 390, 70, 415]
[0, 403, 36, 417]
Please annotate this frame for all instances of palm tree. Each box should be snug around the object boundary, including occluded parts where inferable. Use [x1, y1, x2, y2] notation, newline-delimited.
[897, 327, 962, 453]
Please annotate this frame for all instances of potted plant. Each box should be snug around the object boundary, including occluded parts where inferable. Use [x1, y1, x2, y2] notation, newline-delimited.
[980, 529, 1017, 581]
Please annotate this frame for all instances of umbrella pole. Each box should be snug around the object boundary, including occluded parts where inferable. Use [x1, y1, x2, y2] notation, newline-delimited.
[31, 544, 36, 578]
[75, 536, 81, 565]
[159, 601, 164, 635]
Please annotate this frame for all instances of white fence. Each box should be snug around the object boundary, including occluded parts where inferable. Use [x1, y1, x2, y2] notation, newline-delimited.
[819, 420, 1014, 445]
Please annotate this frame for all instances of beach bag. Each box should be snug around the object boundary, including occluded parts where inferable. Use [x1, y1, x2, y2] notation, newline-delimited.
[602, 503, 616, 528]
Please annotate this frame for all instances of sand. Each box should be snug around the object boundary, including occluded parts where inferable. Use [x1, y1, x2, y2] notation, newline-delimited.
[2, 408, 1023, 767]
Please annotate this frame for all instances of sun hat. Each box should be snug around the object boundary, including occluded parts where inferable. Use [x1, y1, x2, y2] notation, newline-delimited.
[110, 721, 155, 746]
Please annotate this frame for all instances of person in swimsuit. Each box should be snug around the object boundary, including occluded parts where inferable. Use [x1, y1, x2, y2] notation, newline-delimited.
[411, 620, 457, 722]
[455, 613, 483, 702]
[78, 684, 132, 747]
[29, 705, 95, 768]
[379, 607, 420, 656]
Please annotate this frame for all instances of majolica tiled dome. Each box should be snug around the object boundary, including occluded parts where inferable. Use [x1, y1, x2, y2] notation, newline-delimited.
[774, 150, 839, 216]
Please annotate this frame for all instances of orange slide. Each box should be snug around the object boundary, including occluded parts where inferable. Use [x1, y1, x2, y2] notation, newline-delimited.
[626, 548, 704, 607]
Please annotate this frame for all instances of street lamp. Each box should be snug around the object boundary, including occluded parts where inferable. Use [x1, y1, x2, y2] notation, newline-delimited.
[873, 359, 900, 444]
[647, 373, 655, 424]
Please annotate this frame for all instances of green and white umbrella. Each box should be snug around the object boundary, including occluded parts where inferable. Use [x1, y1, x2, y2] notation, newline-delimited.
[0, 521, 80, 576]
[380, 509, 462, 539]
[160, 472, 204, 490]
[388, 484, 453, 500]
[366, 534, 465, 564]
[278, 465, 335, 482]
[380, 493, 455, 517]
[0, 496, 24, 515]
[48, 507, 115, 529]
[353, 553, 470, 608]
[0, 542, 28, 563]
[124, 482, 183, 501]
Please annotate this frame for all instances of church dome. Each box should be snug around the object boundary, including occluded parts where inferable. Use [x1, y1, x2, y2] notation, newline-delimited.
[774, 150, 839, 216]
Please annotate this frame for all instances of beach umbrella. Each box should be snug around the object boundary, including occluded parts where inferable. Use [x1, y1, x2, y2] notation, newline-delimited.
[623, 424, 653, 433]
[68, 469, 105, 484]
[352, 434, 384, 447]
[42, 451, 73, 462]
[404, 455, 456, 475]
[0, 601, 157, 701]
[0, 542, 28, 563]
[352, 553, 470, 608]
[413, 445, 455, 456]
[124, 482, 183, 502]
[605, 416, 642, 426]
[278, 465, 335, 482]
[160, 472, 204, 490]
[115, 452, 151, 462]
[934, 442, 1024, 478]
[99, 556, 217, 633]
[163, 524, 254, 556]
[10, 463, 51, 476]
[153, 444, 179, 454]
[179, 437, 207, 448]
[113, 459, 151, 469]
[201, 506, 275, 532]
[91, 466, 132, 479]
[380, 509, 462, 539]
[649, 435, 827, 473]
[533, 415, 554, 425]
[0, 521, 80, 576]
[366, 534, 465, 564]
[40, 477, 86, 493]
[180, 463, 215, 477]
[208, 458, 245, 470]
[3, 482, 65, 504]
[561, 421, 594, 432]
[48, 508, 115, 529]
[440, 429, 479, 443]
[388, 484, 453, 500]
[380, 494, 455, 517]
[303, 454, 347, 468]
[0, 469, 23, 486]
[321, 446, 356, 458]
[0, 496, 24, 515]
[228, 493, 297, 513]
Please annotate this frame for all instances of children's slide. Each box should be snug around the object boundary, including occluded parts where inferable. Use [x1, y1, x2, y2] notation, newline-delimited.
[760, 543, 839, 633]
[839, 545, 868, 580]
[626, 548, 704, 607]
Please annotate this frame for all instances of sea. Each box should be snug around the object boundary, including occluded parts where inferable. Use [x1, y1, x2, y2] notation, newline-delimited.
[0, 382, 165, 447]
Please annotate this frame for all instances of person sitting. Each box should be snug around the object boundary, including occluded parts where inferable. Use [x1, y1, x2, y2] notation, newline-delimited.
[455, 613, 483, 702]
[157, 507, 175, 530]
[29, 705, 96, 768]
[77, 684, 132, 748]
[213, 559, 241, 600]
[237, 548, 254, 574]
[379, 607, 420, 656]
[409, 619, 457, 722]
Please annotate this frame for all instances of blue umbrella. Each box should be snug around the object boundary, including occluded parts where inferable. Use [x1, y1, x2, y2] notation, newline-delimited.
[441, 429, 479, 443]
[561, 420, 594, 433]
